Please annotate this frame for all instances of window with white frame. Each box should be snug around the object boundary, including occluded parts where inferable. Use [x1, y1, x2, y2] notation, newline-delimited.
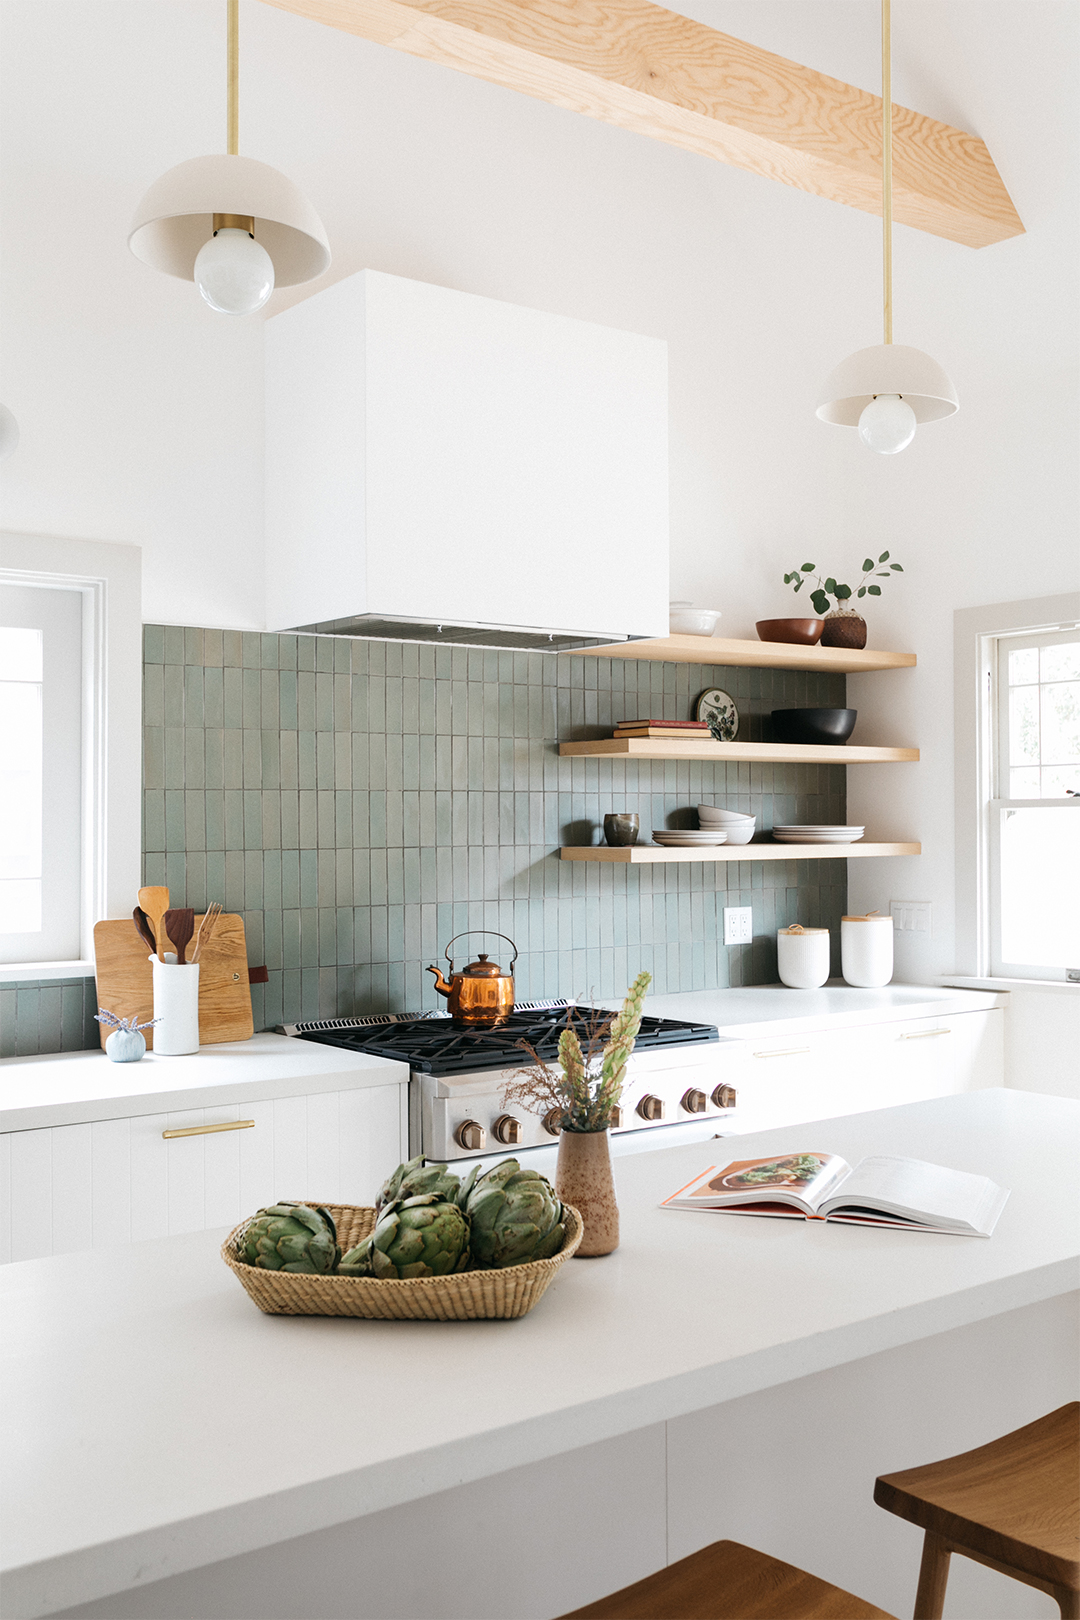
[0, 586, 84, 960]
[987, 626, 1080, 980]
[0, 534, 142, 976]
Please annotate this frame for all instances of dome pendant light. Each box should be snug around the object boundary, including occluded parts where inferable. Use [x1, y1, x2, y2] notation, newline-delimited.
[816, 0, 957, 451]
[128, 0, 330, 313]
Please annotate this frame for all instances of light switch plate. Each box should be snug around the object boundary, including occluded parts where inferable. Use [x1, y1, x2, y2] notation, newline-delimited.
[891, 900, 932, 934]
[724, 906, 754, 946]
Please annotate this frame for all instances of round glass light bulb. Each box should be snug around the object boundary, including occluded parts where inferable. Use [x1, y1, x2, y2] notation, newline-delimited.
[194, 228, 274, 315]
[858, 393, 917, 454]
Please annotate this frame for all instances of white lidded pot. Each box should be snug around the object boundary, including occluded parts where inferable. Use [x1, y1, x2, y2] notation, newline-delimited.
[841, 912, 894, 987]
[150, 956, 200, 1054]
[777, 925, 830, 989]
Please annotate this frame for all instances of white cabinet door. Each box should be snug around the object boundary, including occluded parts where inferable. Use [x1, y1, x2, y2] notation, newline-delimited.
[719, 1035, 823, 1134]
[716, 1011, 1004, 1139]
[1, 1083, 405, 1263]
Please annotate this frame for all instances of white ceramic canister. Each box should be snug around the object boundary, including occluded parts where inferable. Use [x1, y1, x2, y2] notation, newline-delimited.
[776, 925, 830, 989]
[150, 957, 200, 1054]
[841, 912, 894, 987]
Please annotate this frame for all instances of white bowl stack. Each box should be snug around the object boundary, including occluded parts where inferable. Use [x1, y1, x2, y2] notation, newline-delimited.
[772, 824, 865, 844]
[697, 805, 756, 846]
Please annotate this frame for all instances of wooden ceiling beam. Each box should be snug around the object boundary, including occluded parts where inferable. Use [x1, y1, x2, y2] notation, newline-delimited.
[259, 0, 1024, 248]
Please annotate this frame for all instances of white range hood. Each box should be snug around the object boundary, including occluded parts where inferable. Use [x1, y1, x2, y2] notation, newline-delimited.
[265, 270, 669, 649]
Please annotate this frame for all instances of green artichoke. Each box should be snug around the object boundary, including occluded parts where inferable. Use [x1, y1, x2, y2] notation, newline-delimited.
[464, 1160, 566, 1269]
[375, 1155, 462, 1214]
[339, 1194, 470, 1279]
[242, 1202, 340, 1274]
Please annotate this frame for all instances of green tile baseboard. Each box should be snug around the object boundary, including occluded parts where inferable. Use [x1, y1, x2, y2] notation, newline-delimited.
[2, 628, 846, 1053]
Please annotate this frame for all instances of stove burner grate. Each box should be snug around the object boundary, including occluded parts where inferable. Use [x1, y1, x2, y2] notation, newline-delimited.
[283, 1003, 718, 1077]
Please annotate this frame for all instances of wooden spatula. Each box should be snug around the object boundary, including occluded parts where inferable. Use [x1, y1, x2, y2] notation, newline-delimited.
[163, 908, 195, 965]
[138, 887, 169, 960]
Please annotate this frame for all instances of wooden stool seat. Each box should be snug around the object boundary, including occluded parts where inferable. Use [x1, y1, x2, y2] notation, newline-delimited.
[874, 1401, 1080, 1619]
[556, 1539, 898, 1620]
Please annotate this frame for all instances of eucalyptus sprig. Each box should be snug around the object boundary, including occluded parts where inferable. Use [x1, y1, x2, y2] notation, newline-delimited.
[784, 553, 904, 617]
[500, 971, 652, 1134]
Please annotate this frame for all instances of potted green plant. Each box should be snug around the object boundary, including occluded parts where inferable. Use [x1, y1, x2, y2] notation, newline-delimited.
[500, 970, 651, 1256]
[783, 552, 904, 648]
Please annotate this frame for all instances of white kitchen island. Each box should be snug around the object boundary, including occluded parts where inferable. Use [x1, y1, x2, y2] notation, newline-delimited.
[2, 1089, 1077, 1620]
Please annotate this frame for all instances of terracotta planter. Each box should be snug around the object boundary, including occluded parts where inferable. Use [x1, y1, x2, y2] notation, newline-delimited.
[555, 1129, 619, 1256]
[820, 610, 867, 650]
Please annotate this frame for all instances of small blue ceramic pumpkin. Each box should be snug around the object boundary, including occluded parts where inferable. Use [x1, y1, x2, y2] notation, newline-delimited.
[95, 1009, 159, 1062]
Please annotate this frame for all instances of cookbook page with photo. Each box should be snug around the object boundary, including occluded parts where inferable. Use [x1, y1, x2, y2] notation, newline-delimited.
[664, 1153, 852, 1215]
[662, 1153, 1010, 1236]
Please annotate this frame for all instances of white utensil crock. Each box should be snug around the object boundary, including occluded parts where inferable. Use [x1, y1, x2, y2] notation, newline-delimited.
[841, 914, 894, 987]
[777, 926, 830, 989]
[151, 958, 200, 1054]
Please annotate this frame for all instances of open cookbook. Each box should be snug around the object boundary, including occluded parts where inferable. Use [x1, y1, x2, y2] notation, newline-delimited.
[661, 1152, 1010, 1236]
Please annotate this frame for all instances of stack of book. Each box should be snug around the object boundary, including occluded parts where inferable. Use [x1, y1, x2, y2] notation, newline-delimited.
[613, 719, 711, 740]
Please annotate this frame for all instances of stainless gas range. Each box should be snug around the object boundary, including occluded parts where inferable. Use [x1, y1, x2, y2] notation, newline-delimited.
[280, 1001, 740, 1168]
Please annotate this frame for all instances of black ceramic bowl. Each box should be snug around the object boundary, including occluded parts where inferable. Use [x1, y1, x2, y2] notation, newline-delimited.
[771, 707, 857, 745]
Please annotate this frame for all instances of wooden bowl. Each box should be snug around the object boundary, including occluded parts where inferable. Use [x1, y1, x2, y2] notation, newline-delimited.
[756, 618, 825, 646]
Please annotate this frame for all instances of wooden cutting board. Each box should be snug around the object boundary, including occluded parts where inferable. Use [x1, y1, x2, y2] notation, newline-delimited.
[92, 914, 255, 1049]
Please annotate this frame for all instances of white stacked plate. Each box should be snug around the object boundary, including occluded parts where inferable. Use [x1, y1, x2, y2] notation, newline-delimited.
[772, 825, 865, 843]
[652, 829, 728, 847]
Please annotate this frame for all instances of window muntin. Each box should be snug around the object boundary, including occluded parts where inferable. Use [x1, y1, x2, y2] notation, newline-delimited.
[0, 584, 84, 964]
[0, 626, 44, 931]
[1000, 630, 1080, 798]
[990, 626, 1080, 979]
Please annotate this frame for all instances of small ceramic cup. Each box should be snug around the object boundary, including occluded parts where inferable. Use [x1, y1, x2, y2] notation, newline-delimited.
[604, 813, 640, 847]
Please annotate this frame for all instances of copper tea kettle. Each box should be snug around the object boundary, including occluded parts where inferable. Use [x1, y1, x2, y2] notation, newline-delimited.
[427, 932, 518, 1027]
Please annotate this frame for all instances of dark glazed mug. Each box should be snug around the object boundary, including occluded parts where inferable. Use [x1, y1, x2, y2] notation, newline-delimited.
[604, 813, 640, 847]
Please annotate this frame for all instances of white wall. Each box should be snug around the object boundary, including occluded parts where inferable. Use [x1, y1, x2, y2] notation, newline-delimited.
[1, 1, 1077, 1049]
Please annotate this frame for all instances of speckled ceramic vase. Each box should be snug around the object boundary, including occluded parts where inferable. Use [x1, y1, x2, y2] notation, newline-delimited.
[555, 1129, 619, 1256]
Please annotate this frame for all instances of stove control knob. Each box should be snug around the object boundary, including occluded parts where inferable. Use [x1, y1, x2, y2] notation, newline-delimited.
[711, 1084, 738, 1110]
[609, 1104, 623, 1129]
[455, 1119, 486, 1152]
[681, 1088, 708, 1114]
[493, 1114, 522, 1146]
[542, 1109, 563, 1138]
[636, 1094, 664, 1121]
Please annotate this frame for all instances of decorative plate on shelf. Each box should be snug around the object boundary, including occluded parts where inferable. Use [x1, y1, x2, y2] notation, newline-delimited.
[696, 688, 739, 741]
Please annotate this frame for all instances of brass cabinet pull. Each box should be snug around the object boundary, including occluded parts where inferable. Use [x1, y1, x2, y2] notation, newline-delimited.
[899, 1028, 950, 1040]
[162, 1119, 255, 1139]
[753, 1046, 811, 1059]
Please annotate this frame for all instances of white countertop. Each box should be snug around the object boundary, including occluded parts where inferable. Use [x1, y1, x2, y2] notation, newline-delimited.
[3, 1088, 1076, 1620]
[0, 1033, 408, 1133]
[620, 981, 1006, 1038]
[0, 986, 1004, 1135]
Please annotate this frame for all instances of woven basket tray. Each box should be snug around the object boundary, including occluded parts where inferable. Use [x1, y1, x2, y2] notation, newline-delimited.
[222, 1201, 583, 1321]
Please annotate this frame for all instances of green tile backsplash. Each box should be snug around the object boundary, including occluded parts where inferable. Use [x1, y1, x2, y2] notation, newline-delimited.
[1, 627, 847, 1056]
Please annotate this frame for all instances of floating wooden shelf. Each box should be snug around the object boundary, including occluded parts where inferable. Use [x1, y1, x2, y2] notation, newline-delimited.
[559, 739, 918, 764]
[560, 842, 921, 863]
[562, 635, 916, 673]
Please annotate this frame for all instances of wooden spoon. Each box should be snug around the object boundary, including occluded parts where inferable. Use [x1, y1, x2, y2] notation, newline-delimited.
[138, 887, 169, 960]
[163, 908, 195, 965]
[132, 906, 157, 955]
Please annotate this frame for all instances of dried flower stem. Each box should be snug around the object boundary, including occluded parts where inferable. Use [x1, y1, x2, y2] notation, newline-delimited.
[500, 971, 652, 1133]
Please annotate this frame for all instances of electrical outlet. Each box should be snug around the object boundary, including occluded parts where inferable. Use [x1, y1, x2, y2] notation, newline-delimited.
[724, 906, 753, 946]
[891, 901, 932, 934]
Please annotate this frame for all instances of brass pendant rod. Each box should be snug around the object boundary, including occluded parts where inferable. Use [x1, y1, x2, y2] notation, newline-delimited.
[882, 0, 893, 344]
[227, 0, 239, 156]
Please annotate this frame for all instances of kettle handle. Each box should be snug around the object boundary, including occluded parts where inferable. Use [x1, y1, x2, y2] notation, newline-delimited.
[444, 930, 518, 974]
